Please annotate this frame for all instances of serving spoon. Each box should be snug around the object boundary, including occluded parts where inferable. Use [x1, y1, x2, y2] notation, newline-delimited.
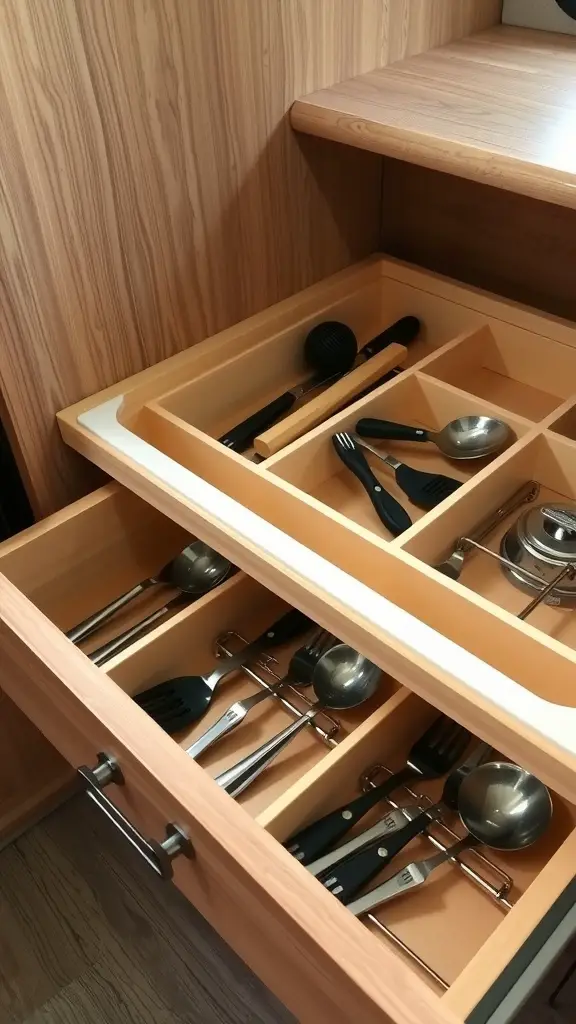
[347, 762, 552, 916]
[67, 541, 232, 645]
[356, 415, 512, 461]
[215, 644, 381, 797]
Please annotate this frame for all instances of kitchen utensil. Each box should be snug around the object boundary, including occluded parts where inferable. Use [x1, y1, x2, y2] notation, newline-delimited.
[332, 433, 412, 536]
[347, 762, 552, 916]
[500, 504, 576, 607]
[184, 629, 336, 760]
[67, 541, 232, 645]
[220, 316, 421, 454]
[354, 437, 461, 510]
[356, 415, 513, 460]
[321, 742, 489, 903]
[215, 644, 381, 797]
[219, 371, 342, 453]
[434, 481, 539, 581]
[305, 316, 420, 378]
[286, 714, 472, 866]
[133, 609, 312, 733]
[253, 344, 407, 458]
[307, 807, 422, 878]
[90, 595, 191, 666]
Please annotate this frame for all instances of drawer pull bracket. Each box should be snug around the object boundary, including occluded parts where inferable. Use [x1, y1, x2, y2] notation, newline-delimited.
[78, 753, 193, 880]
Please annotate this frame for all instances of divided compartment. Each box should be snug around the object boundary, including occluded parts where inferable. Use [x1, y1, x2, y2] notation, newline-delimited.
[0, 483, 195, 659]
[106, 570, 398, 819]
[260, 689, 576, 1006]
[400, 431, 576, 704]
[147, 277, 493, 460]
[264, 372, 530, 541]
[422, 322, 576, 421]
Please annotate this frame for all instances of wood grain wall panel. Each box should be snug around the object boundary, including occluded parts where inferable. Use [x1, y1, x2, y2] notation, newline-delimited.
[0, 1, 502, 515]
[380, 159, 576, 322]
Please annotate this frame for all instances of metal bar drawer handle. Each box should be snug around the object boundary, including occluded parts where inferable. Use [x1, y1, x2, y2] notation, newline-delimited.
[78, 753, 193, 880]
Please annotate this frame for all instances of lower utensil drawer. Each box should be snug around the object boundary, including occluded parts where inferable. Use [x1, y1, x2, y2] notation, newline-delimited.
[0, 481, 574, 1023]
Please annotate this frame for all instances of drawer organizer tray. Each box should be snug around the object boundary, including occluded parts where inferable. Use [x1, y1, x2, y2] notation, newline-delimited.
[1, 479, 575, 1019]
[57, 255, 576, 803]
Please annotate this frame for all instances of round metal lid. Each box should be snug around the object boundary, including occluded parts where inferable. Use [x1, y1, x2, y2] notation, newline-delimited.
[515, 503, 576, 563]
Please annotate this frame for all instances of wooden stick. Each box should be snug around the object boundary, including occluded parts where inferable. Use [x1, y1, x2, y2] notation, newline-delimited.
[254, 343, 407, 457]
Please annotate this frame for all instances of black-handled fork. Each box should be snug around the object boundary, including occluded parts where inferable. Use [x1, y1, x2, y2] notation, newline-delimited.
[286, 715, 471, 866]
[332, 432, 412, 537]
[321, 741, 490, 904]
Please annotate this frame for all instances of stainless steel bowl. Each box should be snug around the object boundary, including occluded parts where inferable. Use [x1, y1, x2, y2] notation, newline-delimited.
[500, 503, 576, 606]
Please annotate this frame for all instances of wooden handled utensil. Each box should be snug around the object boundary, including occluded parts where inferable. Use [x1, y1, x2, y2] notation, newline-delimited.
[253, 343, 406, 457]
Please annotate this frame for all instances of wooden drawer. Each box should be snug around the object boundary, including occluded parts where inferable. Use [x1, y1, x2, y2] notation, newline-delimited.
[0, 479, 575, 1023]
[55, 256, 576, 801]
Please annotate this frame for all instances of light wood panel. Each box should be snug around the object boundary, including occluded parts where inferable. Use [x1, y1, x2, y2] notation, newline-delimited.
[0, 692, 72, 849]
[0, 0, 502, 515]
[291, 25, 576, 209]
[381, 159, 576, 322]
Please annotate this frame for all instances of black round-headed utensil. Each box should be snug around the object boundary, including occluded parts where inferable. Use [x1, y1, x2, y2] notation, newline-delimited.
[134, 608, 312, 732]
[219, 316, 421, 453]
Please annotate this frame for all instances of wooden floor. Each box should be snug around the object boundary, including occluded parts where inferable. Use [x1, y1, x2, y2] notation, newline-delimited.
[0, 797, 292, 1023]
[0, 796, 572, 1023]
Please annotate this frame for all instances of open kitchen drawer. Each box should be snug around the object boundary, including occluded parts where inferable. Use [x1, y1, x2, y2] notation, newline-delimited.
[0, 478, 575, 1024]
[55, 255, 576, 799]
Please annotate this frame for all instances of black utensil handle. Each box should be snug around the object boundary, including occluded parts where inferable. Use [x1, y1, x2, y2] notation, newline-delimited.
[219, 392, 297, 452]
[356, 418, 430, 444]
[332, 437, 412, 537]
[321, 806, 434, 903]
[285, 768, 413, 864]
[255, 608, 313, 649]
[361, 316, 421, 360]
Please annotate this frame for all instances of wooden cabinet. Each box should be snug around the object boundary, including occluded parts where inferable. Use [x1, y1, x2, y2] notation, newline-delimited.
[1, 258, 576, 1023]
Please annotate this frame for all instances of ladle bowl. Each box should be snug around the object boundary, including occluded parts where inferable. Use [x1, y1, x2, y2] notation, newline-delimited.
[458, 761, 553, 851]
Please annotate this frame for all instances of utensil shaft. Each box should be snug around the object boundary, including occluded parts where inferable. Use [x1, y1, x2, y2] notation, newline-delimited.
[347, 835, 478, 916]
[90, 600, 180, 666]
[518, 563, 576, 620]
[354, 437, 401, 470]
[67, 580, 152, 644]
[461, 482, 540, 554]
[215, 708, 317, 797]
[185, 684, 284, 760]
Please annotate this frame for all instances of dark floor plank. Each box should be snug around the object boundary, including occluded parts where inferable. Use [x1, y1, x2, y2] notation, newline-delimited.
[1, 796, 291, 1024]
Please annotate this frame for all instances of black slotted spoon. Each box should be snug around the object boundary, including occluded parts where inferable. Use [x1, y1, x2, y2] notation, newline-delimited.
[285, 715, 471, 866]
[354, 436, 461, 510]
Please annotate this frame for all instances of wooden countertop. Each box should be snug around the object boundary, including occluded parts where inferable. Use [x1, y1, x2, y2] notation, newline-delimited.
[291, 26, 576, 209]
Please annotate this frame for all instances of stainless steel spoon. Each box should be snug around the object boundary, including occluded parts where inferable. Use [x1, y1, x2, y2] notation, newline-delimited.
[347, 762, 552, 916]
[356, 415, 513, 460]
[67, 541, 232, 644]
[214, 644, 382, 798]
